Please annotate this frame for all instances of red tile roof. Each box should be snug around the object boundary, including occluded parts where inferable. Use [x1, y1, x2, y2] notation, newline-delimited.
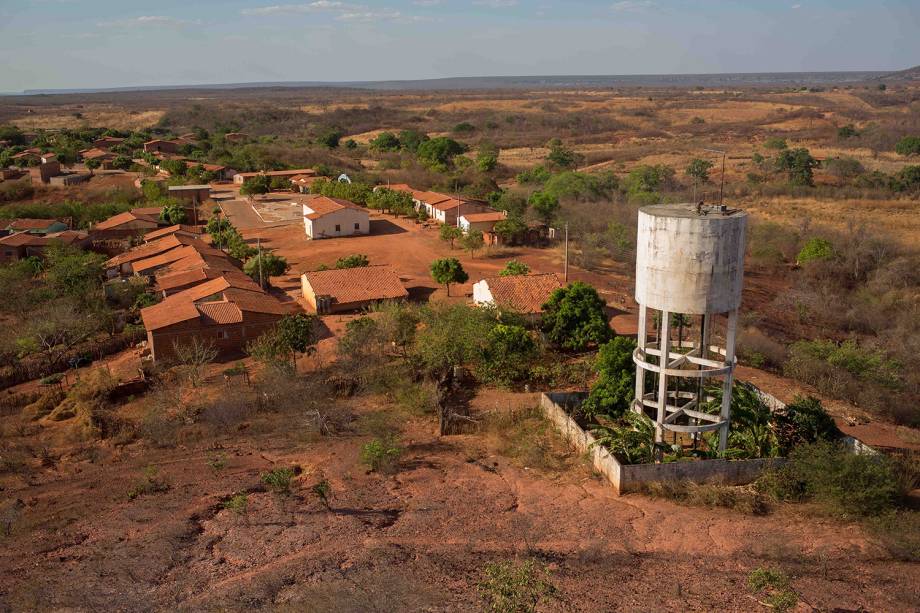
[302, 266, 407, 306]
[94, 211, 159, 231]
[7, 218, 64, 231]
[477, 273, 563, 314]
[0, 232, 44, 247]
[143, 224, 203, 242]
[104, 233, 211, 268]
[303, 195, 364, 220]
[154, 267, 254, 293]
[141, 275, 287, 330]
[461, 211, 505, 223]
[236, 168, 316, 179]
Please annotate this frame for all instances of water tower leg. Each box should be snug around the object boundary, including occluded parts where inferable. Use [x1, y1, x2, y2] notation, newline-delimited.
[656, 309, 670, 444]
[634, 304, 647, 413]
[718, 309, 739, 451]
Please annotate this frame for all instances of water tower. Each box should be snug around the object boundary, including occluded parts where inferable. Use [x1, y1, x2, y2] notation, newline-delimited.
[632, 203, 747, 451]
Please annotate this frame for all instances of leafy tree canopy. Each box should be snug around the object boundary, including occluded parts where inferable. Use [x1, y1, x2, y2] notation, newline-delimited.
[541, 281, 612, 351]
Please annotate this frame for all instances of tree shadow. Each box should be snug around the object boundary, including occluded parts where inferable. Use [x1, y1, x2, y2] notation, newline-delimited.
[407, 285, 437, 302]
[370, 219, 407, 235]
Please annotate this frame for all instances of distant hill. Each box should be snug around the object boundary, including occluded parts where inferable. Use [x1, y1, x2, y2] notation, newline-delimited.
[877, 65, 920, 82]
[15, 70, 894, 96]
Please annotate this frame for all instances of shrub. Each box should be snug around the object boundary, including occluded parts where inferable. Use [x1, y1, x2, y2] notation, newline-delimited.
[499, 260, 529, 276]
[261, 467, 296, 495]
[747, 567, 797, 612]
[128, 465, 169, 500]
[796, 237, 833, 265]
[581, 337, 636, 419]
[479, 558, 555, 613]
[334, 254, 369, 269]
[360, 437, 403, 473]
[758, 442, 904, 517]
[772, 396, 841, 455]
[622, 164, 674, 203]
[223, 493, 248, 514]
[837, 124, 858, 139]
[516, 165, 551, 185]
[764, 137, 787, 150]
[895, 135, 920, 156]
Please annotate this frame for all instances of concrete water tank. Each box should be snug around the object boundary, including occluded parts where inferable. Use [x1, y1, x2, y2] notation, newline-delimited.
[631, 203, 748, 452]
[635, 203, 747, 315]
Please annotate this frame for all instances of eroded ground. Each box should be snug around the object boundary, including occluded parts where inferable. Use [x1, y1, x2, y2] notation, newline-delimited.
[2, 382, 916, 612]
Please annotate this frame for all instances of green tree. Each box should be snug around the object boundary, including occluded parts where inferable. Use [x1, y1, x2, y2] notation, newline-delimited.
[775, 148, 819, 186]
[439, 224, 462, 248]
[459, 230, 485, 258]
[476, 143, 499, 172]
[240, 174, 271, 197]
[477, 324, 538, 386]
[492, 216, 528, 245]
[111, 155, 132, 170]
[623, 164, 674, 204]
[430, 257, 468, 296]
[44, 244, 105, 298]
[369, 131, 400, 151]
[244, 252, 289, 287]
[417, 137, 465, 170]
[499, 259, 530, 276]
[159, 158, 187, 177]
[545, 138, 578, 169]
[398, 129, 429, 153]
[528, 191, 560, 225]
[334, 254, 370, 269]
[582, 336, 637, 419]
[541, 281, 611, 351]
[685, 158, 714, 185]
[85, 159, 101, 175]
[318, 127, 343, 148]
[160, 201, 187, 225]
[895, 136, 920, 156]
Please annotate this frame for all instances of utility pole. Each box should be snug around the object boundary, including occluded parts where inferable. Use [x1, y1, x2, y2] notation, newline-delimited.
[564, 222, 569, 283]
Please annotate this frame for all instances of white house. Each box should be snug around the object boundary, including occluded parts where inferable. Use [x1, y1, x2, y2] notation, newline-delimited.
[302, 195, 369, 240]
[459, 210, 506, 233]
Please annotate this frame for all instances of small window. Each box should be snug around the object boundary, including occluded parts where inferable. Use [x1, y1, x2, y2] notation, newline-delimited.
[216, 330, 228, 340]
[354, 223, 360, 230]
[335, 224, 341, 232]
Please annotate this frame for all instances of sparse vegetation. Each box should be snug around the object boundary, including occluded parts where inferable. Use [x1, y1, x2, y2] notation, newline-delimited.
[479, 558, 556, 613]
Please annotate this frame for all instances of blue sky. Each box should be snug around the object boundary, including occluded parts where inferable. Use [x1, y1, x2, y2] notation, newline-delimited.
[0, 0, 917, 91]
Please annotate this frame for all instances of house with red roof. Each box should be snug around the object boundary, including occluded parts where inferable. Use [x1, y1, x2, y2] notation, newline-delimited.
[302, 195, 369, 239]
[140, 275, 288, 363]
[301, 265, 407, 314]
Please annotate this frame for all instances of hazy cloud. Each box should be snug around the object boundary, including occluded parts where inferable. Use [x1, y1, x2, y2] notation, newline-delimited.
[472, 0, 518, 8]
[240, 2, 353, 16]
[611, 1, 657, 11]
[97, 15, 198, 28]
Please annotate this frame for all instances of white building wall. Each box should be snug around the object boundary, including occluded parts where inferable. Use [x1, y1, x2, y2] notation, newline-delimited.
[303, 206, 369, 240]
[472, 280, 494, 306]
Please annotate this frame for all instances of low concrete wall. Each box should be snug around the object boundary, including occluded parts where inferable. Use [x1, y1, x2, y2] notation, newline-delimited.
[541, 392, 782, 495]
[540, 392, 622, 490]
